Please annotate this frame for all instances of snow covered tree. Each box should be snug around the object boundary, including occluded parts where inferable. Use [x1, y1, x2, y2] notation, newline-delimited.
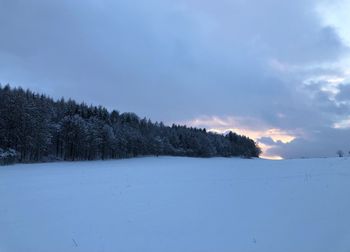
[0, 85, 261, 164]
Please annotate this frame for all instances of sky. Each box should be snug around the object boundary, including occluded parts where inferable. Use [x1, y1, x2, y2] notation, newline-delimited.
[0, 0, 350, 159]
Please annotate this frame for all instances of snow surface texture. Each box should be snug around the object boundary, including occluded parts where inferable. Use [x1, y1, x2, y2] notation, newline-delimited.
[1, 157, 350, 252]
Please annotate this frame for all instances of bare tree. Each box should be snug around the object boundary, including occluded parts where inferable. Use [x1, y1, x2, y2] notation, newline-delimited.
[337, 150, 344, 157]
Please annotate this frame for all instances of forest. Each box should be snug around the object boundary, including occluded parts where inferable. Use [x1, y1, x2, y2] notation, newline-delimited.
[0, 85, 261, 164]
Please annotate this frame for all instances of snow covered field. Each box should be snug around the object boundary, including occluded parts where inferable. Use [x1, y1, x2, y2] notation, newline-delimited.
[1, 157, 350, 252]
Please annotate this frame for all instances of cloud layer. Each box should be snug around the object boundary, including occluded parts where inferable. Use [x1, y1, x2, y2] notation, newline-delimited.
[0, 0, 349, 158]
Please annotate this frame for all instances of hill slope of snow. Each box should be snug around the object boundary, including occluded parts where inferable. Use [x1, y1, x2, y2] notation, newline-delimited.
[1, 157, 350, 252]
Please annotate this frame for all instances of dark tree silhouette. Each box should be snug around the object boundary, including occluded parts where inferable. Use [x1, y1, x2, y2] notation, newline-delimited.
[0, 85, 261, 164]
[337, 150, 344, 158]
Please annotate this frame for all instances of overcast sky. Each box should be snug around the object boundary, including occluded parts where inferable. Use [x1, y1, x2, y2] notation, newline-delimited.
[1, 0, 350, 159]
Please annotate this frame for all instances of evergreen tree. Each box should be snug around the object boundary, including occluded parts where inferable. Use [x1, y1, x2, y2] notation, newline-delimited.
[0, 85, 261, 164]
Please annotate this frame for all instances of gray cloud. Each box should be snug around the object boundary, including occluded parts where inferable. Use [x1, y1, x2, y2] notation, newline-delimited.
[336, 84, 350, 101]
[267, 127, 350, 158]
[257, 137, 284, 146]
[0, 0, 349, 158]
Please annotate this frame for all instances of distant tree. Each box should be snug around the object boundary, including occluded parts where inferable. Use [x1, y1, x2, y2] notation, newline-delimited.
[0, 85, 262, 164]
[337, 150, 344, 158]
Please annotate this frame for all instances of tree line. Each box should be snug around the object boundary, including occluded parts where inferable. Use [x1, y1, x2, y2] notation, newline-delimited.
[0, 85, 261, 164]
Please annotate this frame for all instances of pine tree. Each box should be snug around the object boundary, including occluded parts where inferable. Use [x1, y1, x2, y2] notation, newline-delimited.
[0, 85, 261, 164]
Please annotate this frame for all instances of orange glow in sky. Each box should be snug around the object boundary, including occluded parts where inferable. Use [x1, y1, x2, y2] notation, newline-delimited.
[184, 116, 299, 160]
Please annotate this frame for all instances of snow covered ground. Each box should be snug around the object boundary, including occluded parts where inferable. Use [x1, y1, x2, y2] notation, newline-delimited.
[1, 157, 350, 252]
